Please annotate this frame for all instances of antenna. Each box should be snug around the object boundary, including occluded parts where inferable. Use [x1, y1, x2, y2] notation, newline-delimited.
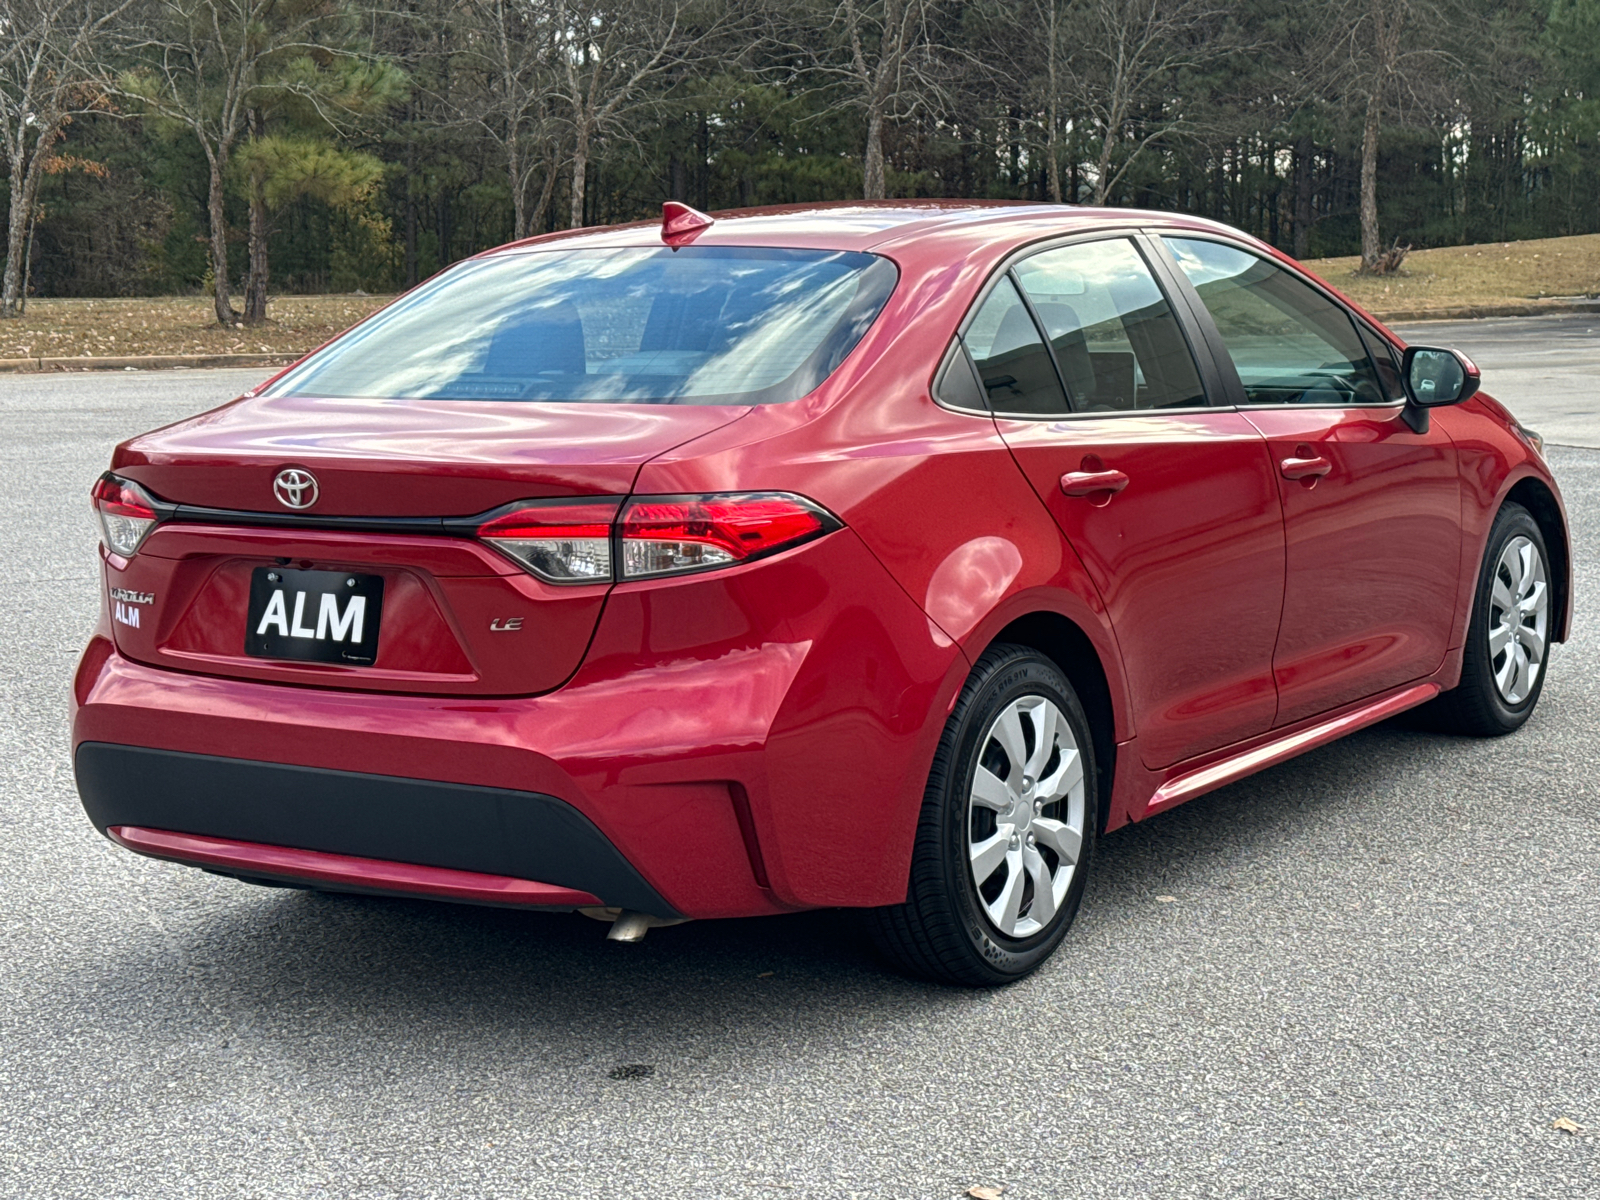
[661, 201, 714, 245]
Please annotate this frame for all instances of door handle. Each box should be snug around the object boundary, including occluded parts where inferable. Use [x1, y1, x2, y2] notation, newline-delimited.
[1060, 469, 1130, 497]
[1280, 455, 1331, 481]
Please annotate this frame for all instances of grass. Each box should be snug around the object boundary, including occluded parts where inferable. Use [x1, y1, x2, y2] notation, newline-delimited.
[6, 232, 1600, 362]
[1303, 232, 1600, 316]
[0, 294, 392, 361]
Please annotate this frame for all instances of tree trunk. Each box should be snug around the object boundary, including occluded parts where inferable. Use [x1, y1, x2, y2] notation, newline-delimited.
[1292, 132, 1314, 260]
[206, 152, 236, 326]
[244, 182, 269, 324]
[2, 136, 50, 318]
[529, 155, 558, 235]
[863, 103, 886, 200]
[507, 130, 528, 240]
[569, 123, 590, 229]
[1359, 91, 1381, 270]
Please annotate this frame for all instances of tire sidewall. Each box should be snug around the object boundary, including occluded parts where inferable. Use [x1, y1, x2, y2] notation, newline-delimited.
[938, 651, 1096, 979]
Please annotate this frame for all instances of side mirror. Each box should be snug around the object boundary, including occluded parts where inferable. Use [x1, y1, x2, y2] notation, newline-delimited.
[1397, 346, 1479, 433]
[1401, 346, 1480, 407]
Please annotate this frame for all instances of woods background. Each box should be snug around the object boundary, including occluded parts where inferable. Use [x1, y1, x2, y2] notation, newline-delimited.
[6, 0, 1600, 326]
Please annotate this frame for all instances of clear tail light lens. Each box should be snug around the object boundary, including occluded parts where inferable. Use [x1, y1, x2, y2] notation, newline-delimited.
[619, 493, 840, 579]
[477, 498, 621, 583]
[91, 473, 161, 557]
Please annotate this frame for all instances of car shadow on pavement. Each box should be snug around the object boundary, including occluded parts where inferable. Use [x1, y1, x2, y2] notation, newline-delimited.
[76, 723, 1477, 1048]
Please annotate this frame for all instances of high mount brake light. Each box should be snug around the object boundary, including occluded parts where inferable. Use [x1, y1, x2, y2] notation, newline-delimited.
[477, 498, 621, 583]
[475, 493, 840, 583]
[619, 493, 840, 579]
[91, 473, 161, 558]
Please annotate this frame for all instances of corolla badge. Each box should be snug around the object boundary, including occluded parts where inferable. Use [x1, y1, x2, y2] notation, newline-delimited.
[273, 468, 319, 510]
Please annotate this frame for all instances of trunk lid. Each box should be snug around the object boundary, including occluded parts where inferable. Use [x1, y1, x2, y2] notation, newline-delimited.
[103, 395, 749, 696]
[112, 393, 749, 515]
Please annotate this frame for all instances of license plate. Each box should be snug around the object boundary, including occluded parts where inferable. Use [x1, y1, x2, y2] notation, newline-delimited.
[245, 567, 384, 665]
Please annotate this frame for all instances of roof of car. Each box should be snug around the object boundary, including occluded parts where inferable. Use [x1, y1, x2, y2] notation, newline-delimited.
[488, 199, 1243, 258]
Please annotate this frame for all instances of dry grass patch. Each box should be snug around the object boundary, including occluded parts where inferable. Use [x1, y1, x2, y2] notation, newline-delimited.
[0, 294, 391, 361]
[1304, 232, 1600, 316]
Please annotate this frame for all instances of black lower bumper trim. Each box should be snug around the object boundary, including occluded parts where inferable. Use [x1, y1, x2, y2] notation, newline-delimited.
[74, 742, 678, 917]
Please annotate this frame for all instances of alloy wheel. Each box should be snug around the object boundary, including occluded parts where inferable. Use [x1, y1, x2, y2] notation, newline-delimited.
[1488, 534, 1549, 705]
[966, 695, 1087, 939]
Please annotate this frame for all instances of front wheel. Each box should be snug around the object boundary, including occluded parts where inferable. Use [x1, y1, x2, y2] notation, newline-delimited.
[1427, 502, 1554, 736]
[866, 645, 1096, 986]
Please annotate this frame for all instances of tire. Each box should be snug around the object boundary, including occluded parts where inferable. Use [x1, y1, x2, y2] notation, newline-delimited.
[1426, 502, 1554, 736]
[866, 644, 1097, 986]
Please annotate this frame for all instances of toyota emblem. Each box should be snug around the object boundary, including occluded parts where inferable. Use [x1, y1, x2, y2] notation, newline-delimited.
[272, 468, 319, 510]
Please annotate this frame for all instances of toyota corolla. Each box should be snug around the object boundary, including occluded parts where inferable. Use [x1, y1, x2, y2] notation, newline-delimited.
[72, 201, 1571, 985]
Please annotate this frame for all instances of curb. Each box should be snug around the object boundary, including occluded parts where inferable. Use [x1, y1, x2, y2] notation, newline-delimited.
[0, 352, 296, 374]
[1372, 300, 1600, 322]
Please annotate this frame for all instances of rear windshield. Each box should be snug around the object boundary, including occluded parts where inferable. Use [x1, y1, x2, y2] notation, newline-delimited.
[265, 246, 898, 405]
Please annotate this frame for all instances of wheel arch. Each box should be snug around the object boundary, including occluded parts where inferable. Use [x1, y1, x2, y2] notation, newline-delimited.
[982, 611, 1119, 835]
[1504, 475, 1571, 643]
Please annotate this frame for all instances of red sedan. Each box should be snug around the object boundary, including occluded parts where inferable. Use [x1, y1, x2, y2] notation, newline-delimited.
[73, 201, 1571, 985]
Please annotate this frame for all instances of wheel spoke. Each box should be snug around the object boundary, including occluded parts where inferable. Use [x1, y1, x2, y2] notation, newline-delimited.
[1516, 542, 1537, 597]
[1516, 621, 1546, 662]
[1031, 817, 1081, 866]
[1488, 624, 1512, 656]
[1518, 580, 1547, 617]
[1490, 574, 1515, 614]
[1038, 745, 1083, 804]
[1023, 847, 1056, 927]
[1510, 645, 1531, 701]
[991, 703, 1030, 777]
[1494, 644, 1517, 693]
[989, 852, 1025, 934]
[969, 830, 1010, 883]
[971, 765, 1012, 812]
[1026, 702, 1061, 779]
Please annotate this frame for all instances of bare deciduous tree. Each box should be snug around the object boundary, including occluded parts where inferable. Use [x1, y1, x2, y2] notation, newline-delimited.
[0, 0, 130, 317]
[552, 0, 730, 228]
[793, 0, 954, 200]
[454, 0, 562, 240]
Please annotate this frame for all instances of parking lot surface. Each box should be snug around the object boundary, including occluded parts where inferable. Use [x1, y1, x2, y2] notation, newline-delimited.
[1395, 312, 1600, 448]
[1, 353, 1596, 1198]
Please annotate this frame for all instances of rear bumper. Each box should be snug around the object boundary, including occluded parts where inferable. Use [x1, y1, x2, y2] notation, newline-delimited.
[71, 528, 964, 918]
[77, 743, 673, 915]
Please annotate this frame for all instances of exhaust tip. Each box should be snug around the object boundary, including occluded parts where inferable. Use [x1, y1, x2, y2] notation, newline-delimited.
[606, 911, 654, 942]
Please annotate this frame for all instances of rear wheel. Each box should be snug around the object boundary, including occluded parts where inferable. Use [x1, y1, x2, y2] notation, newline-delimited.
[1428, 502, 1553, 736]
[867, 645, 1096, 986]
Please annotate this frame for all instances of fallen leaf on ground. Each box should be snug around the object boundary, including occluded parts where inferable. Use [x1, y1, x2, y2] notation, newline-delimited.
[1156, 895, 1177, 903]
[967, 1187, 1003, 1199]
[1552, 1117, 1585, 1133]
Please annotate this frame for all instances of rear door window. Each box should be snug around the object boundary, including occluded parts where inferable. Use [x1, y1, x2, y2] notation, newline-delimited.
[962, 276, 1071, 416]
[1012, 238, 1206, 411]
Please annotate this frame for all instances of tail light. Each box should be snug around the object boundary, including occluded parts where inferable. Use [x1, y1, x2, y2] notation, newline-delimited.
[91, 473, 161, 557]
[476, 492, 840, 583]
[476, 497, 621, 583]
[619, 493, 839, 579]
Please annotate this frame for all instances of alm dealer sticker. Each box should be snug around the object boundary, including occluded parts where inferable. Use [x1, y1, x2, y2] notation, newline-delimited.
[110, 587, 152, 628]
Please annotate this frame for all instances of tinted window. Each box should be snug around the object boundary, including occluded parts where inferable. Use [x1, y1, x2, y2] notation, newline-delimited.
[963, 276, 1070, 415]
[1356, 321, 1406, 401]
[265, 247, 897, 406]
[1164, 237, 1385, 406]
[1014, 239, 1206, 411]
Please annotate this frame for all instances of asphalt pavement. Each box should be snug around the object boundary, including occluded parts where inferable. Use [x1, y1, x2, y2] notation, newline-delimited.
[1395, 312, 1600, 449]
[1, 350, 1596, 1199]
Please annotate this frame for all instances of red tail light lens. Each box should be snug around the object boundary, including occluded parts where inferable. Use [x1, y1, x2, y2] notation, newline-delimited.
[619, 493, 840, 579]
[91, 473, 161, 557]
[477, 498, 621, 583]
